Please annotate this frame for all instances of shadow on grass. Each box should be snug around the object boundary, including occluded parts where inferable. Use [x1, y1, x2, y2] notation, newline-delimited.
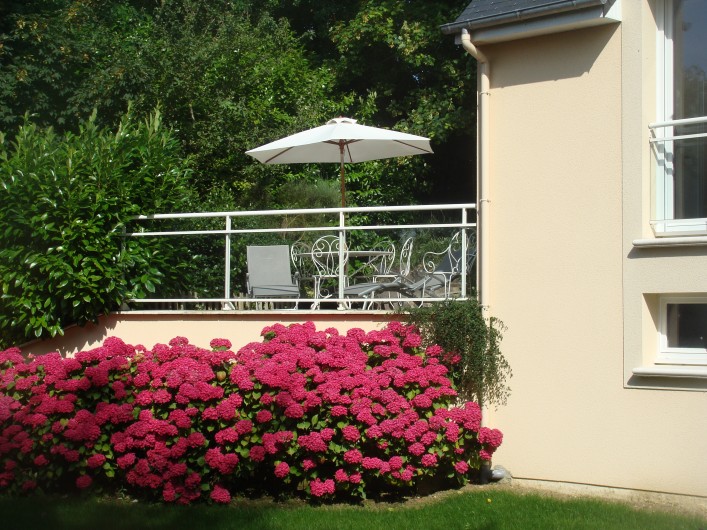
[1, 487, 704, 530]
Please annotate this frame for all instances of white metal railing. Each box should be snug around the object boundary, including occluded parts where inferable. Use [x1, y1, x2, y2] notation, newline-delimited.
[123, 203, 477, 310]
[649, 115, 707, 143]
[649, 116, 707, 235]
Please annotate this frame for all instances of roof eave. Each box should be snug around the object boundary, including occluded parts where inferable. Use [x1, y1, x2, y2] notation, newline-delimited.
[441, 0, 615, 37]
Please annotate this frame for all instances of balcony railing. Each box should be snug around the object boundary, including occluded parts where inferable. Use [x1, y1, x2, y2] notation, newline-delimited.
[123, 203, 477, 310]
[649, 116, 707, 235]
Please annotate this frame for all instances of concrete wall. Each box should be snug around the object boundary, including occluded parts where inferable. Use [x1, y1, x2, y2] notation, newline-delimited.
[479, 1, 707, 498]
[20, 311, 397, 357]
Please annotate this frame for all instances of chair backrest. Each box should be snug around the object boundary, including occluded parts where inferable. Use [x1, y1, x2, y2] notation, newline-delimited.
[290, 240, 314, 278]
[398, 237, 414, 277]
[247, 245, 294, 287]
[424, 231, 476, 276]
[311, 235, 348, 276]
[372, 240, 396, 276]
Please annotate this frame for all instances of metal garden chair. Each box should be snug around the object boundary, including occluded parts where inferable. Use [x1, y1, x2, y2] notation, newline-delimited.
[246, 245, 300, 308]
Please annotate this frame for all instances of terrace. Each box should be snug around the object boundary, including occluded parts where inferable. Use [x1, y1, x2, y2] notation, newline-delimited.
[122, 203, 477, 312]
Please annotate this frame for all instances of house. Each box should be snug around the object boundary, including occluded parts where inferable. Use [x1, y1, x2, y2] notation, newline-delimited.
[442, 0, 707, 497]
[16, 0, 706, 502]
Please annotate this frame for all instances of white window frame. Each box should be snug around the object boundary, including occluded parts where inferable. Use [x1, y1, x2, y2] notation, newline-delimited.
[658, 295, 707, 365]
[652, 0, 707, 236]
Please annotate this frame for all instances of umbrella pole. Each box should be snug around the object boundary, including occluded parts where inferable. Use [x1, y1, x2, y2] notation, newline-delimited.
[339, 142, 346, 209]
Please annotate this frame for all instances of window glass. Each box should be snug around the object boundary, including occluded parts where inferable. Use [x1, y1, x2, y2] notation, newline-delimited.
[665, 303, 707, 349]
[671, 0, 707, 219]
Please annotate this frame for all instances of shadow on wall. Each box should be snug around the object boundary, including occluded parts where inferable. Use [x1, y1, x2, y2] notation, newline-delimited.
[487, 24, 619, 88]
[18, 315, 119, 357]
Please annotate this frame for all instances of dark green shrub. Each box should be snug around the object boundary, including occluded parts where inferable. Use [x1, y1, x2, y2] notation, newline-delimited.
[403, 298, 511, 409]
[0, 110, 194, 346]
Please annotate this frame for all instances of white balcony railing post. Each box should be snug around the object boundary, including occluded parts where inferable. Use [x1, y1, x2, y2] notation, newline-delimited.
[461, 207, 467, 297]
[338, 210, 346, 308]
[224, 215, 232, 309]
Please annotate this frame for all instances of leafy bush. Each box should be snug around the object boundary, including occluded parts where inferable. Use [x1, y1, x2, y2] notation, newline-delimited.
[403, 299, 512, 409]
[0, 110, 194, 346]
[0, 322, 503, 504]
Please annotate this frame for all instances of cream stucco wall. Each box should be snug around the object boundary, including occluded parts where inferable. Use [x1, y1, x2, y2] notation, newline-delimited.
[20, 311, 396, 357]
[479, 1, 706, 498]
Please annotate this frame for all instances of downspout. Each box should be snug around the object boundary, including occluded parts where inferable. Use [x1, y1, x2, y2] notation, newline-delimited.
[461, 28, 502, 484]
[460, 28, 490, 314]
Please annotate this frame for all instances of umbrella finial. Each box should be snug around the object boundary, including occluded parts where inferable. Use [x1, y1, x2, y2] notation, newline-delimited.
[327, 117, 357, 125]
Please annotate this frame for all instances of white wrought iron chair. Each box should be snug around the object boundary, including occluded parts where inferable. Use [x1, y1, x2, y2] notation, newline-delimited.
[417, 230, 475, 299]
[344, 236, 414, 309]
[352, 231, 476, 304]
[290, 240, 315, 289]
[310, 234, 348, 308]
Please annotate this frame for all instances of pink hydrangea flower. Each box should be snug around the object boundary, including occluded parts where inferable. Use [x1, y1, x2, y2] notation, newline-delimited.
[330, 405, 348, 417]
[421, 453, 438, 467]
[408, 442, 425, 456]
[274, 462, 290, 479]
[86, 454, 106, 468]
[309, 478, 335, 498]
[478, 427, 504, 448]
[454, 461, 470, 474]
[249, 445, 266, 462]
[342, 425, 360, 442]
[210, 485, 231, 504]
[255, 410, 272, 423]
[76, 475, 92, 489]
[343, 449, 363, 464]
[210, 338, 232, 350]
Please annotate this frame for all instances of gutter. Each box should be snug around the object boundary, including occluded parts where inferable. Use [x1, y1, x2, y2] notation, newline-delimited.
[441, 0, 608, 34]
[460, 29, 491, 314]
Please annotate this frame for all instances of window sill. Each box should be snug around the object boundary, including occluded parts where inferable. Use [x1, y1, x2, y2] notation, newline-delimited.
[632, 366, 707, 378]
[632, 235, 707, 248]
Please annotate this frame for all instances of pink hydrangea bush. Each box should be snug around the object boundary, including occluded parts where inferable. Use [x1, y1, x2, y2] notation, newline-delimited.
[0, 322, 502, 503]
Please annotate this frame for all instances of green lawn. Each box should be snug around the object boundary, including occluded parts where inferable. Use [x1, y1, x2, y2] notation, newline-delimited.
[0, 486, 703, 530]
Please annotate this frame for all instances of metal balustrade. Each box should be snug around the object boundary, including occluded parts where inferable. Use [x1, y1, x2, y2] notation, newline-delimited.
[123, 203, 477, 310]
[649, 116, 707, 235]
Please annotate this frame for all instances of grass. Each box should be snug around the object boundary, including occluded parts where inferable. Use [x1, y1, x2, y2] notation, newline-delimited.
[0, 486, 704, 530]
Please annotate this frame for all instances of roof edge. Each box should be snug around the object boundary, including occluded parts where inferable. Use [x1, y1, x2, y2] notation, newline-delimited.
[441, 0, 608, 35]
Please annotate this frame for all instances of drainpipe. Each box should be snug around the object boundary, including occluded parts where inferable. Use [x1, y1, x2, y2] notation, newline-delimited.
[460, 28, 490, 314]
[460, 28, 494, 485]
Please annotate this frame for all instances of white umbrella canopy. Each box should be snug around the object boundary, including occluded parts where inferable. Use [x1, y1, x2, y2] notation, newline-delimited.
[245, 117, 433, 207]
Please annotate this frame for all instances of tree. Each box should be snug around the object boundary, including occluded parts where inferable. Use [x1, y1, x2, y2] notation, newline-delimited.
[0, 110, 194, 346]
[272, 0, 478, 205]
[1, 1, 477, 209]
[0, 1, 342, 207]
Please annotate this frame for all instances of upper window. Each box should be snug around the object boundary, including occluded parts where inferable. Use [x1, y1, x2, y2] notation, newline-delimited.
[659, 296, 707, 365]
[652, 0, 707, 235]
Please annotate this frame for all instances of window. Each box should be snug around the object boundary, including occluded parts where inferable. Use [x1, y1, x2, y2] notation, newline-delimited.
[652, 0, 707, 235]
[658, 296, 707, 365]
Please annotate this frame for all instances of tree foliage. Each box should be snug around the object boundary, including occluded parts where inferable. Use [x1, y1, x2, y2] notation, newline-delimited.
[0, 110, 194, 346]
[0, 0, 476, 208]
[273, 0, 478, 204]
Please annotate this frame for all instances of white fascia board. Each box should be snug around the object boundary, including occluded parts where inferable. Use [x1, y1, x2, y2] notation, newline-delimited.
[469, 1, 621, 45]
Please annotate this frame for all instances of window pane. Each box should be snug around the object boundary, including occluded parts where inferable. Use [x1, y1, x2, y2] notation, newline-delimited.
[666, 303, 707, 348]
[673, 0, 707, 218]
[674, 138, 707, 218]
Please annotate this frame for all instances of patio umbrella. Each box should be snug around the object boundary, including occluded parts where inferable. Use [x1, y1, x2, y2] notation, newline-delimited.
[245, 117, 433, 207]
